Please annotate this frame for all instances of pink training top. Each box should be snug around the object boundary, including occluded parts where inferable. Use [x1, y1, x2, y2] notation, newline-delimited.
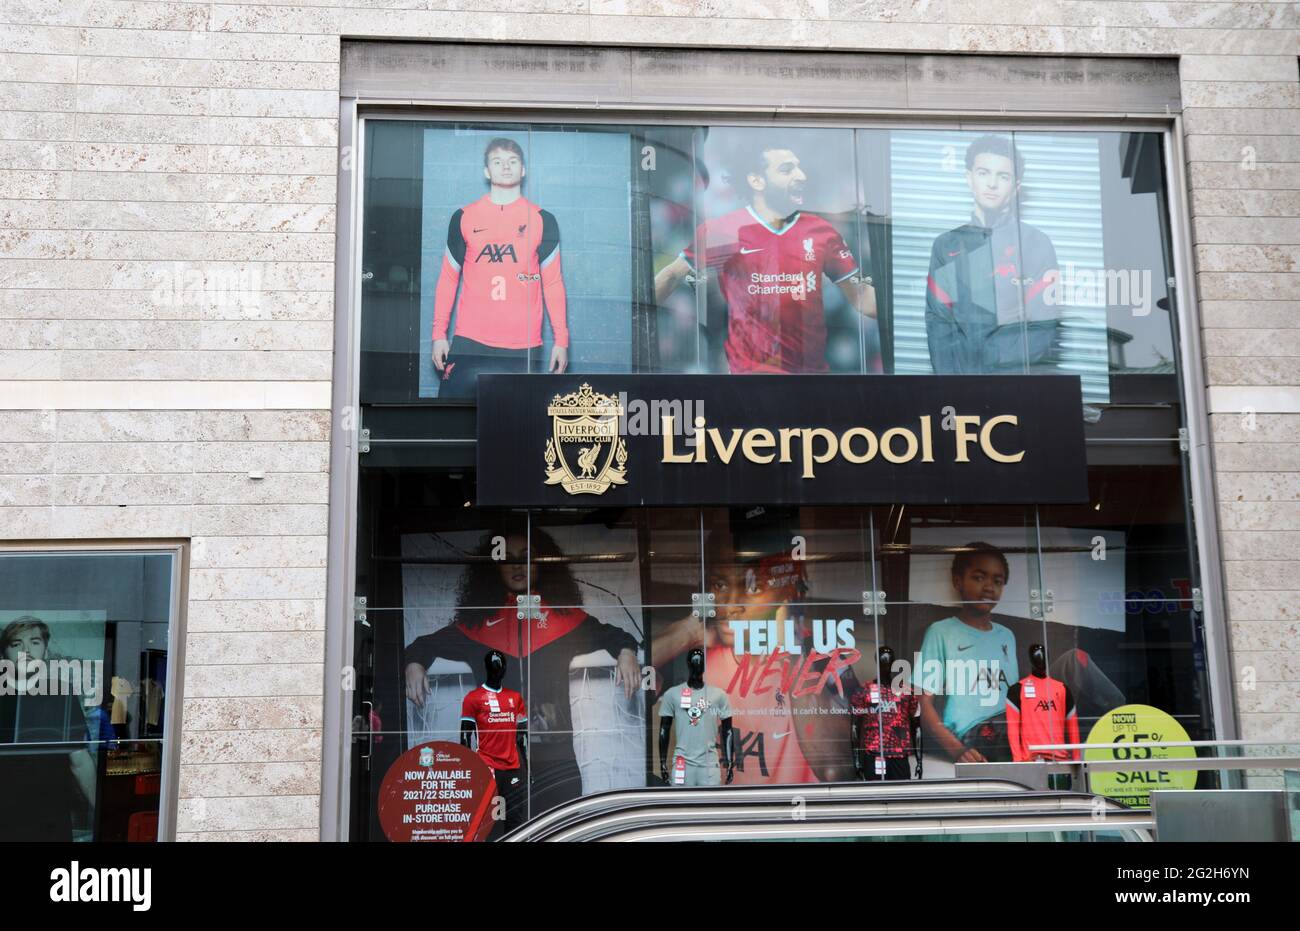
[432, 194, 569, 350]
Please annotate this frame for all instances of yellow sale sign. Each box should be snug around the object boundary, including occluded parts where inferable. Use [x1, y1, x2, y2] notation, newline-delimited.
[1085, 704, 1197, 808]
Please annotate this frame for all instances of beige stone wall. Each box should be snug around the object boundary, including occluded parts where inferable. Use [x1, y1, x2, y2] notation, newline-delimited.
[0, 1, 1294, 838]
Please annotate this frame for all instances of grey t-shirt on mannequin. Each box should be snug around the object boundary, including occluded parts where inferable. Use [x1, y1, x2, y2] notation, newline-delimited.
[658, 683, 731, 766]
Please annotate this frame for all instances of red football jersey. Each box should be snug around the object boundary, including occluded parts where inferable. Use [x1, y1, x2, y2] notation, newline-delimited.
[684, 207, 859, 373]
[461, 685, 527, 771]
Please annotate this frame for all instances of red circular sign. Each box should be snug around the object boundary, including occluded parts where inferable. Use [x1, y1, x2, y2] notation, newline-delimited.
[377, 741, 497, 842]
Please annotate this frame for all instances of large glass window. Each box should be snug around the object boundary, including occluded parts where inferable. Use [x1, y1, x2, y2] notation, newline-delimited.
[360, 120, 1177, 402]
[349, 477, 1215, 839]
[350, 115, 1210, 842]
[0, 549, 178, 842]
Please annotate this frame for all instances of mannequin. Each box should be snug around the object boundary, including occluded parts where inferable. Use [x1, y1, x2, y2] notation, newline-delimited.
[461, 650, 529, 834]
[1005, 643, 1080, 768]
[658, 648, 735, 787]
[850, 646, 920, 781]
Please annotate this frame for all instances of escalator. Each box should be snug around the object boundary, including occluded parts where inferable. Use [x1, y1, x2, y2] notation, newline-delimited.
[503, 779, 1153, 842]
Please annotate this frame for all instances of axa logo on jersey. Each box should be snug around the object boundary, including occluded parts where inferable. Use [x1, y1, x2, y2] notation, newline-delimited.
[476, 243, 518, 263]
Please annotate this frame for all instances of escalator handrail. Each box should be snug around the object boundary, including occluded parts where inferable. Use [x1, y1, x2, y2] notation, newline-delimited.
[538, 794, 1151, 842]
[593, 811, 1155, 843]
[503, 778, 1040, 842]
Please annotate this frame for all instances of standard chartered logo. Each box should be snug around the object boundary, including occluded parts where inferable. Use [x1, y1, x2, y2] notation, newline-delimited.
[747, 271, 809, 295]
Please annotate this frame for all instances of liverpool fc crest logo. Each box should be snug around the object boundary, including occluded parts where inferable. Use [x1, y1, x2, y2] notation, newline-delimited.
[543, 383, 628, 496]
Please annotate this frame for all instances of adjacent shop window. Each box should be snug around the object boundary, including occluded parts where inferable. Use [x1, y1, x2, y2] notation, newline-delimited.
[360, 121, 1176, 401]
[0, 549, 178, 842]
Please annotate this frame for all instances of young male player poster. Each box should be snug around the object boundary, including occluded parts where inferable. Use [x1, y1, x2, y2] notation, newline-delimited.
[431, 137, 569, 398]
[924, 134, 1061, 374]
[911, 542, 1019, 764]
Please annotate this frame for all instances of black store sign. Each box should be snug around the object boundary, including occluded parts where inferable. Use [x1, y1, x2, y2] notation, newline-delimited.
[477, 375, 1087, 507]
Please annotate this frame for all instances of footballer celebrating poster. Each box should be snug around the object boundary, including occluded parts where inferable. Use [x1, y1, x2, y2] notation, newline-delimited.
[654, 133, 876, 374]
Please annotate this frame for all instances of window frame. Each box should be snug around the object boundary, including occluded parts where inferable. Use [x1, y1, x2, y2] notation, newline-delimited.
[0, 540, 187, 842]
[323, 89, 1232, 842]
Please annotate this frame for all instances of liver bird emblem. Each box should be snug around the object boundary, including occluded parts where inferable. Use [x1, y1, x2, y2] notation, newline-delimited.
[576, 443, 601, 479]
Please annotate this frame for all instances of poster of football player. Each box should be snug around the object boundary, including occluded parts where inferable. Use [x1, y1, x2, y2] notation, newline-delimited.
[652, 126, 880, 375]
[419, 126, 636, 398]
[398, 523, 646, 825]
[888, 130, 1113, 405]
[897, 527, 1129, 779]
[646, 508, 879, 785]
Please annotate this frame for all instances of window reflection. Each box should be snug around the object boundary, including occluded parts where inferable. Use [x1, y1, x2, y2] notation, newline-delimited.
[352, 469, 1215, 839]
[362, 121, 1178, 406]
[351, 119, 1208, 840]
[0, 552, 174, 842]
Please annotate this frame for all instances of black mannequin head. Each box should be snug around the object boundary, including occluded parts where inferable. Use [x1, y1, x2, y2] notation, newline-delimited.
[687, 647, 705, 689]
[1028, 643, 1047, 678]
[878, 645, 895, 684]
[484, 649, 507, 689]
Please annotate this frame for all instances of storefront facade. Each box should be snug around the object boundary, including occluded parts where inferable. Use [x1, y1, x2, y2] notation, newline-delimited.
[0, 8, 1296, 842]
[330, 43, 1238, 841]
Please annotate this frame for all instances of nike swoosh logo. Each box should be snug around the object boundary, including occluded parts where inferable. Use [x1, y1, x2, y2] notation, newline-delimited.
[948, 250, 961, 256]
[485, 618, 503, 627]
[472, 227, 488, 233]
[740, 248, 764, 254]
[957, 644, 973, 651]
[772, 731, 790, 739]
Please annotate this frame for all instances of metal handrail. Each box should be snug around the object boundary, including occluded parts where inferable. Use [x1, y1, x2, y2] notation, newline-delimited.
[1030, 739, 1297, 751]
[505, 782, 1146, 842]
[1067, 756, 1300, 773]
[504, 778, 1038, 842]
[532, 793, 1152, 842]
[957, 754, 1300, 796]
[965, 757, 1300, 774]
[597, 812, 1154, 843]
